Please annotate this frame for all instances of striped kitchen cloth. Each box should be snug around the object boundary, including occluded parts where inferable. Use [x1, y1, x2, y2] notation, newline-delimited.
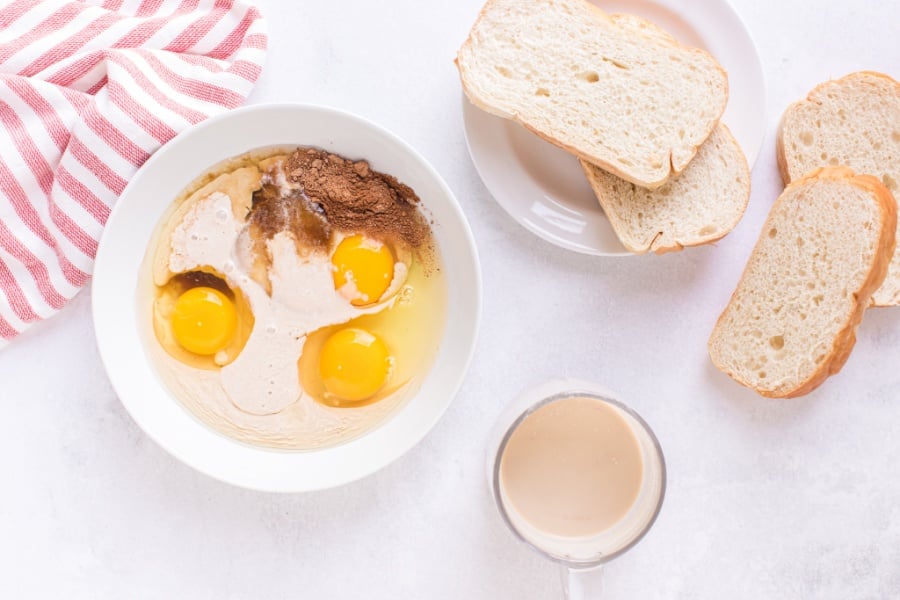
[0, 0, 267, 349]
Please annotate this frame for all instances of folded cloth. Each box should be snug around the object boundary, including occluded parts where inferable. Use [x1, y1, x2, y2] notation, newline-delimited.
[0, 0, 267, 349]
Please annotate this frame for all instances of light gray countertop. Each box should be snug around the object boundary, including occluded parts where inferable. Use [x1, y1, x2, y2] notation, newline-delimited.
[3, 0, 899, 597]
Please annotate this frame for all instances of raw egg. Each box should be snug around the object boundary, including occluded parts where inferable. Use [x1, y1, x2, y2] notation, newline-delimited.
[331, 234, 394, 306]
[318, 327, 391, 402]
[172, 286, 237, 356]
[153, 270, 254, 369]
[299, 241, 445, 410]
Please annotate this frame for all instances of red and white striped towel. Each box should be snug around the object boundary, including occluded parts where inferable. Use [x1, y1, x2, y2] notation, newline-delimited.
[0, 0, 266, 349]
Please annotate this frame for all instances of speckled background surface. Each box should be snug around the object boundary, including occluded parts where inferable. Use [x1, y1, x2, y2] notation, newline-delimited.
[3, 0, 899, 597]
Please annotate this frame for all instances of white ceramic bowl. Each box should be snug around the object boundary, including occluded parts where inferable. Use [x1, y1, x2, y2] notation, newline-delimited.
[93, 104, 482, 492]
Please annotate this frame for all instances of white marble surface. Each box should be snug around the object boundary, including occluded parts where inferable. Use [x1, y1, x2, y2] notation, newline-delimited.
[3, 0, 900, 597]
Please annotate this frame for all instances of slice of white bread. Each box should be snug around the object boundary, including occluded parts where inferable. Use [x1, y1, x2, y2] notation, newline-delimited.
[777, 71, 900, 306]
[456, 0, 728, 188]
[580, 123, 750, 254]
[708, 167, 896, 398]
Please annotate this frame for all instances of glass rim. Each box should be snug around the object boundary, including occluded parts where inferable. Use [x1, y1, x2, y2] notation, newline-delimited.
[491, 388, 667, 568]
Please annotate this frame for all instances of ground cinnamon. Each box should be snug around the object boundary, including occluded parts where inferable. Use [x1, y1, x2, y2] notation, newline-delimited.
[283, 148, 431, 248]
[249, 181, 331, 249]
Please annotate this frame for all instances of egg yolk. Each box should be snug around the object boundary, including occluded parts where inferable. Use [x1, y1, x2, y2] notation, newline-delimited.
[331, 235, 394, 306]
[319, 328, 391, 402]
[171, 287, 238, 356]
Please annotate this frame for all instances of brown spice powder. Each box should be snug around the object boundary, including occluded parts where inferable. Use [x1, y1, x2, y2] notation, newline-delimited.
[249, 182, 331, 249]
[284, 148, 431, 248]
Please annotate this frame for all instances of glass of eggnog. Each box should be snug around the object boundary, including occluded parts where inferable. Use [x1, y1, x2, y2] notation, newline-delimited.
[487, 379, 666, 598]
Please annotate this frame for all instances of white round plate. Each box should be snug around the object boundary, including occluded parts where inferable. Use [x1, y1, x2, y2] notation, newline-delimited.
[93, 104, 482, 492]
[462, 0, 766, 256]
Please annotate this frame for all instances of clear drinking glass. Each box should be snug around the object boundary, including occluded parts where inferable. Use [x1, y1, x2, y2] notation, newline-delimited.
[486, 379, 666, 599]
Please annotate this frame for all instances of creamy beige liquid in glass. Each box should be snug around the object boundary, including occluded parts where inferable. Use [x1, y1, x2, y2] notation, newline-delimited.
[499, 397, 644, 538]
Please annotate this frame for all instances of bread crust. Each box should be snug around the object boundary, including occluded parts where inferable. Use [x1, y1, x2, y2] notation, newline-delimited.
[774, 106, 793, 187]
[455, 0, 728, 189]
[581, 123, 750, 254]
[708, 166, 897, 398]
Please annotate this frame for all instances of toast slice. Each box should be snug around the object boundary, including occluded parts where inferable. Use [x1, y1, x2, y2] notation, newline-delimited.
[777, 71, 900, 306]
[456, 0, 728, 188]
[580, 123, 750, 254]
[708, 167, 896, 398]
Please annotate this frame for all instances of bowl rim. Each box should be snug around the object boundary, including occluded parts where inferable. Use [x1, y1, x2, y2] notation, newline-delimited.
[92, 102, 482, 492]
